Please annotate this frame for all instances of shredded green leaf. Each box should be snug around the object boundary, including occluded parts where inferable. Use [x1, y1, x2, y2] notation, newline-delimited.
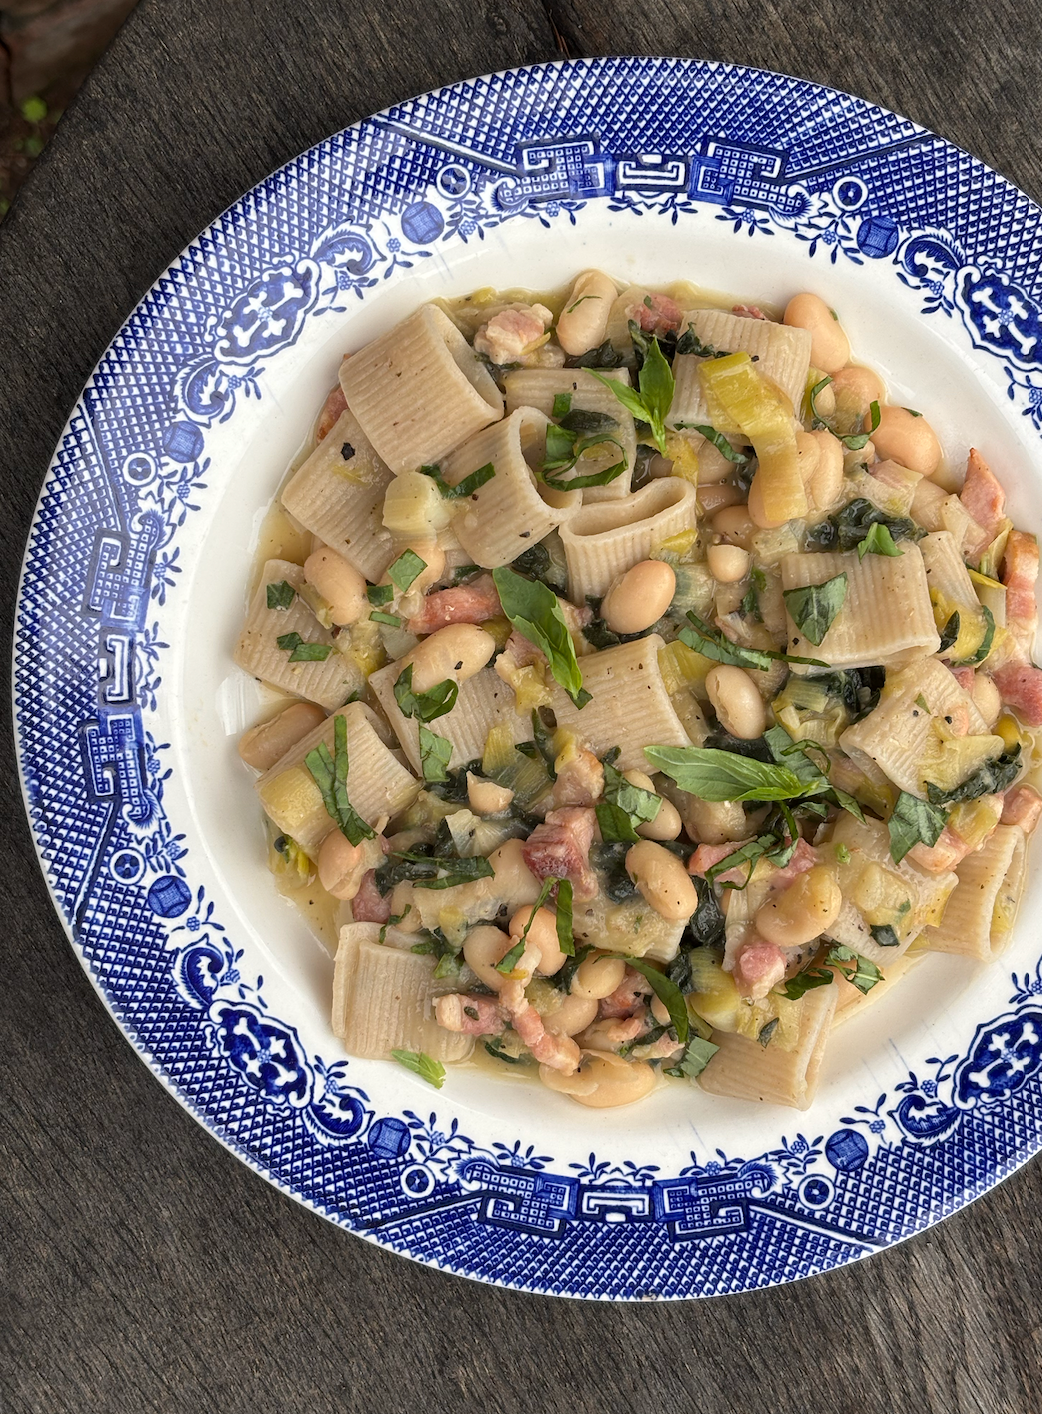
[366, 583, 394, 606]
[419, 461, 497, 499]
[387, 549, 427, 592]
[591, 335, 674, 454]
[304, 715, 376, 846]
[418, 725, 452, 782]
[857, 522, 903, 560]
[625, 958, 689, 1044]
[492, 566, 590, 708]
[393, 665, 459, 723]
[663, 1036, 718, 1078]
[679, 612, 827, 670]
[266, 580, 296, 610]
[888, 791, 948, 863]
[783, 572, 848, 646]
[390, 1049, 445, 1088]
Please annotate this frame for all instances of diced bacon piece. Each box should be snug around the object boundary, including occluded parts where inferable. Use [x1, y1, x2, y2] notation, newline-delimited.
[688, 840, 752, 888]
[1002, 530, 1040, 649]
[733, 939, 787, 1001]
[406, 573, 500, 635]
[947, 664, 976, 692]
[732, 303, 767, 320]
[909, 825, 973, 874]
[768, 837, 817, 890]
[631, 292, 683, 337]
[435, 993, 506, 1035]
[993, 662, 1042, 726]
[599, 967, 653, 1019]
[511, 1003, 582, 1071]
[585, 1015, 647, 1046]
[474, 304, 553, 365]
[1002, 784, 1042, 833]
[961, 449, 1007, 545]
[351, 869, 390, 923]
[315, 384, 347, 442]
[522, 806, 599, 899]
[550, 745, 604, 809]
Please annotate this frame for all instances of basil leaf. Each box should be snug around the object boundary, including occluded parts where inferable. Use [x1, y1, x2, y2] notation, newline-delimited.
[857, 521, 903, 560]
[543, 421, 577, 469]
[495, 937, 526, 975]
[888, 790, 948, 863]
[664, 1036, 718, 1079]
[387, 549, 427, 592]
[277, 631, 303, 651]
[938, 611, 961, 654]
[555, 878, 575, 956]
[591, 335, 674, 454]
[418, 725, 452, 782]
[951, 605, 996, 667]
[552, 391, 573, 418]
[808, 376, 834, 428]
[595, 802, 642, 843]
[391, 851, 496, 890]
[266, 580, 295, 610]
[390, 1049, 445, 1089]
[597, 758, 661, 842]
[838, 399, 881, 450]
[824, 943, 883, 994]
[870, 923, 900, 948]
[780, 967, 834, 1000]
[705, 834, 780, 888]
[419, 462, 496, 499]
[783, 572, 848, 646]
[492, 566, 591, 708]
[625, 958, 689, 1044]
[674, 327, 723, 358]
[680, 612, 827, 670]
[305, 714, 376, 846]
[393, 664, 459, 723]
[567, 339, 624, 369]
[366, 583, 394, 606]
[289, 641, 334, 661]
[645, 745, 822, 803]
[925, 745, 1022, 806]
[680, 424, 751, 467]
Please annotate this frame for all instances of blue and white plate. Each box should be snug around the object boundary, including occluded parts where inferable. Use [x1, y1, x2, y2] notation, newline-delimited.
[15, 58, 1042, 1299]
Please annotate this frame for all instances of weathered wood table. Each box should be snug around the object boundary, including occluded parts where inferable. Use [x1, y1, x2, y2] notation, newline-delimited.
[3, 2, 1041, 1409]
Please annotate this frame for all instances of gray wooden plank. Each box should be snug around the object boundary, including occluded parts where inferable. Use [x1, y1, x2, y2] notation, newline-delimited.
[3, 1, 1042, 1411]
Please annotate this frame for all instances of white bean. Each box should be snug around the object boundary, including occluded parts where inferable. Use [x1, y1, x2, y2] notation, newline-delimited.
[304, 546, 369, 626]
[806, 429, 845, 510]
[626, 840, 699, 921]
[462, 924, 514, 991]
[621, 769, 681, 841]
[317, 831, 367, 900]
[707, 542, 750, 583]
[568, 1051, 657, 1108]
[601, 560, 676, 635]
[542, 994, 599, 1037]
[404, 623, 495, 692]
[784, 292, 850, 373]
[972, 673, 1003, 729]
[706, 664, 766, 740]
[488, 838, 542, 910]
[555, 270, 618, 355]
[237, 702, 326, 772]
[467, 772, 514, 814]
[681, 796, 746, 845]
[695, 436, 735, 484]
[871, 405, 941, 475]
[509, 905, 566, 976]
[570, 952, 626, 1001]
[711, 505, 755, 548]
[831, 364, 885, 421]
[755, 865, 842, 948]
[699, 482, 742, 517]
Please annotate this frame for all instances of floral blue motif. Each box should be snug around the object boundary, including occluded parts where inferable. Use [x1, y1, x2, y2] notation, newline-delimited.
[14, 57, 1042, 1299]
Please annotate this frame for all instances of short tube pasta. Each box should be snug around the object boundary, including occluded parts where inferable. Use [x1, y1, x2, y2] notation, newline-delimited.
[560, 477, 698, 600]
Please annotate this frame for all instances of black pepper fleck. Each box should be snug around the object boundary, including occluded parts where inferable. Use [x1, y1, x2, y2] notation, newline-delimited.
[341, 442, 355, 460]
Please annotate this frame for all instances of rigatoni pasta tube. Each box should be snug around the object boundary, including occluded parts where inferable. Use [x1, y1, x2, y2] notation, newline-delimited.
[256, 702, 419, 856]
[670, 308, 812, 432]
[923, 824, 1026, 959]
[442, 407, 580, 567]
[698, 985, 837, 1110]
[368, 661, 529, 774]
[559, 477, 697, 600]
[504, 367, 635, 502]
[281, 409, 395, 581]
[339, 304, 503, 473]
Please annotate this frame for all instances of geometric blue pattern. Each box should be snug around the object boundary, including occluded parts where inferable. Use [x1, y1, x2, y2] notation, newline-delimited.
[14, 57, 1042, 1298]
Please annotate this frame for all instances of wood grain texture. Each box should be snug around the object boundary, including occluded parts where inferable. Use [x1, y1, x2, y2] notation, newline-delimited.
[3, 2, 1042, 1411]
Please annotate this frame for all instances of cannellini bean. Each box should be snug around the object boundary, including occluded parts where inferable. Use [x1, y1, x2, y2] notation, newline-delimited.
[555, 269, 618, 355]
[538, 1062, 599, 1096]
[626, 840, 699, 921]
[622, 769, 681, 841]
[871, 405, 941, 475]
[831, 364, 885, 421]
[543, 994, 599, 1037]
[509, 905, 566, 976]
[806, 429, 845, 510]
[488, 838, 543, 910]
[467, 772, 514, 814]
[303, 545, 368, 626]
[707, 542, 750, 583]
[237, 702, 327, 772]
[699, 482, 742, 516]
[601, 560, 676, 635]
[706, 664, 766, 740]
[650, 994, 671, 1027]
[755, 865, 842, 948]
[784, 292, 850, 373]
[645, 453, 675, 479]
[569, 1051, 657, 1108]
[711, 505, 755, 548]
[682, 795, 747, 845]
[317, 831, 368, 900]
[462, 924, 515, 991]
[971, 673, 1003, 729]
[570, 952, 627, 1001]
[404, 623, 496, 692]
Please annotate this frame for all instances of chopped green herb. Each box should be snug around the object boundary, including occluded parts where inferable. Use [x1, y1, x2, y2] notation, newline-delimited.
[495, 936, 526, 975]
[858, 522, 903, 560]
[390, 1049, 445, 1088]
[937, 613, 961, 654]
[390, 851, 496, 890]
[266, 580, 296, 610]
[915, 692, 931, 712]
[625, 958, 689, 1044]
[567, 339, 624, 369]
[825, 943, 883, 993]
[278, 631, 333, 661]
[905, 408, 922, 417]
[591, 335, 674, 454]
[870, 923, 900, 948]
[393, 664, 459, 723]
[594, 758, 662, 842]
[484, 1039, 523, 1064]
[419, 461, 496, 499]
[418, 725, 452, 782]
[492, 566, 591, 708]
[679, 611, 827, 670]
[663, 1036, 719, 1078]
[452, 564, 482, 586]
[566, 295, 597, 314]
[555, 878, 575, 956]
[836, 843, 851, 865]
[888, 791, 948, 864]
[366, 583, 394, 606]
[305, 714, 376, 846]
[388, 549, 427, 593]
[552, 392, 573, 418]
[379, 905, 411, 943]
[645, 745, 827, 803]
[676, 423, 751, 468]
[758, 1017, 780, 1047]
[781, 967, 834, 1000]
[370, 610, 401, 627]
[783, 572, 848, 646]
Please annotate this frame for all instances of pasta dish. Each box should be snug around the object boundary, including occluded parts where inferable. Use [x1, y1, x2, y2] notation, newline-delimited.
[232, 272, 1041, 1110]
